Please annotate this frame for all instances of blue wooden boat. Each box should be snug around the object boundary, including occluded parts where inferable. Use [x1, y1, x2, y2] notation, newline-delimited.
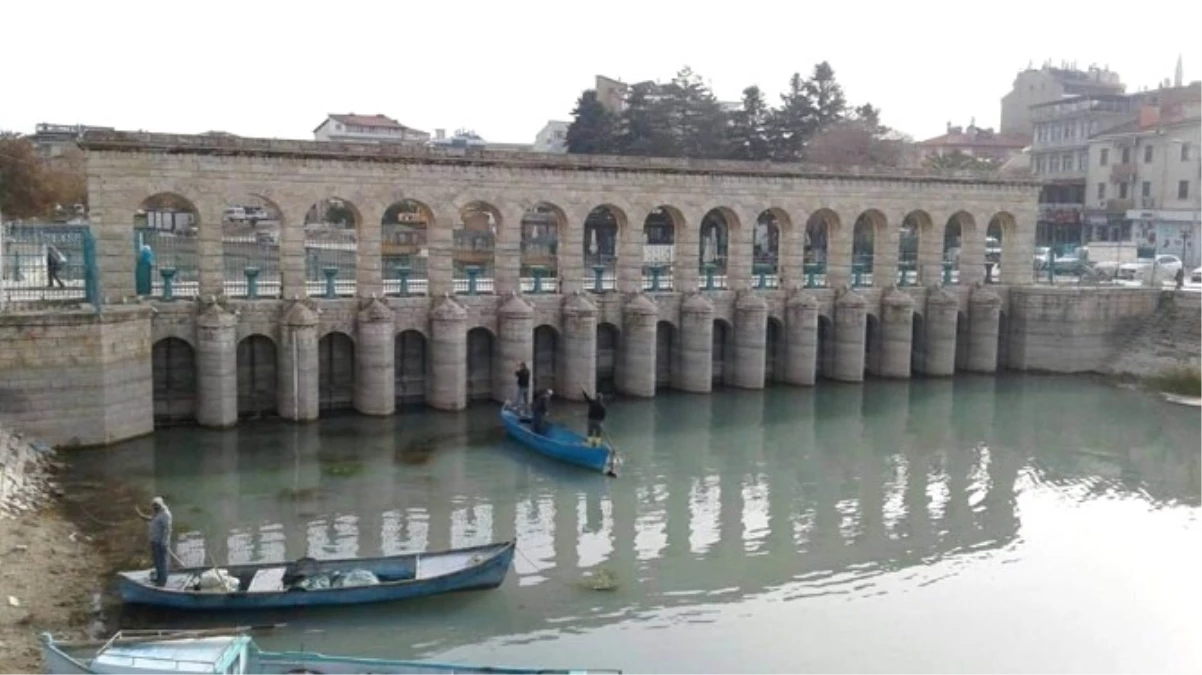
[40, 629, 623, 674]
[500, 405, 618, 475]
[116, 541, 515, 611]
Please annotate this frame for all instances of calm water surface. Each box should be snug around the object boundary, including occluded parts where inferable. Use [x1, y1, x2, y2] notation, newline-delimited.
[68, 375, 1201, 674]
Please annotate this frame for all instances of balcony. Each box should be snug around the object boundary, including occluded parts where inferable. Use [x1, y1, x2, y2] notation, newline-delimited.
[1110, 163, 1136, 182]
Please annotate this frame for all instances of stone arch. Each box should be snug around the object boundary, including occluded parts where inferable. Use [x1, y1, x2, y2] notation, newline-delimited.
[466, 327, 495, 400]
[583, 204, 624, 292]
[805, 209, 840, 288]
[911, 312, 926, 374]
[987, 212, 1017, 285]
[303, 197, 360, 298]
[520, 202, 567, 292]
[852, 210, 888, 288]
[455, 201, 500, 295]
[712, 318, 734, 386]
[765, 316, 785, 382]
[754, 209, 785, 288]
[533, 324, 560, 392]
[395, 329, 428, 406]
[596, 322, 620, 394]
[221, 194, 283, 299]
[152, 337, 195, 425]
[900, 210, 934, 286]
[655, 320, 677, 389]
[136, 193, 200, 299]
[943, 211, 976, 286]
[382, 199, 434, 297]
[865, 313, 881, 376]
[955, 310, 970, 371]
[236, 334, 277, 418]
[643, 205, 684, 291]
[699, 207, 738, 289]
[317, 331, 355, 411]
[816, 315, 835, 379]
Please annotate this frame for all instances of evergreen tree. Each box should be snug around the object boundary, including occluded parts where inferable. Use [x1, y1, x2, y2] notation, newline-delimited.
[767, 73, 813, 162]
[616, 82, 675, 157]
[565, 90, 619, 154]
[661, 67, 729, 159]
[726, 85, 771, 161]
[804, 61, 847, 131]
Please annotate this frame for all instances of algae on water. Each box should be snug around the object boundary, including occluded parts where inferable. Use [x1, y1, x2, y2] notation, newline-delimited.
[576, 567, 619, 591]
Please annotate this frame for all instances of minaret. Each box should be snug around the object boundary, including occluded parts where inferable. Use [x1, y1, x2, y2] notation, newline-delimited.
[1175, 54, 1184, 87]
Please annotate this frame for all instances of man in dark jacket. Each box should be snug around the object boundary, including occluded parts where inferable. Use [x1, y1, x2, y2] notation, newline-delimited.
[582, 390, 607, 447]
[531, 388, 552, 435]
[514, 362, 531, 412]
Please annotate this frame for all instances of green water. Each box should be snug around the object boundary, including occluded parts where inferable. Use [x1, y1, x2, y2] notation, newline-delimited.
[67, 375, 1201, 673]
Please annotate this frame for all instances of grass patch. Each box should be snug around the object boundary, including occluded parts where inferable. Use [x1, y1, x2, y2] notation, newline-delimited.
[1147, 366, 1202, 397]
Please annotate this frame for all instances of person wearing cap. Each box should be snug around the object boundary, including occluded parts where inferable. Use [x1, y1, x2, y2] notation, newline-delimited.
[140, 497, 173, 587]
[530, 388, 552, 436]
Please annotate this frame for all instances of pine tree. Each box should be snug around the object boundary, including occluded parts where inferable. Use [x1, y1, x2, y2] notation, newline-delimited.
[565, 90, 620, 154]
[767, 73, 813, 162]
[616, 82, 675, 157]
[804, 61, 847, 131]
[726, 85, 771, 161]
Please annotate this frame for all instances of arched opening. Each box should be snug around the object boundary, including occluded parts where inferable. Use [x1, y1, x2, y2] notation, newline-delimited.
[955, 311, 970, 372]
[817, 315, 835, 379]
[765, 317, 784, 383]
[152, 337, 195, 425]
[754, 210, 784, 288]
[533, 325, 559, 392]
[135, 193, 200, 299]
[655, 321, 676, 389]
[986, 213, 1012, 284]
[944, 212, 974, 286]
[853, 210, 886, 288]
[583, 205, 621, 292]
[997, 310, 1010, 370]
[318, 332, 355, 411]
[805, 210, 838, 288]
[596, 322, 620, 394]
[898, 211, 930, 286]
[222, 195, 282, 299]
[712, 318, 733, 386]
[303, 198, 359, 297]
[520, 203, 564, 293]
[236, 335, 277, 419]
[643, 206, 681, 291]
[911, 313, 926, 375]
[699, 209, 733, 289]
[466, 328, 494, 401]
[865, 313, 881, 376]
[395, 330, 428, 406]
[454, 202, 499, 295]
[382, 199, 432, 297]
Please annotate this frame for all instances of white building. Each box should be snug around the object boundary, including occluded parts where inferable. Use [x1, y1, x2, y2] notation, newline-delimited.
[533, 120, 570, 153]
[313, 114, 430, 145]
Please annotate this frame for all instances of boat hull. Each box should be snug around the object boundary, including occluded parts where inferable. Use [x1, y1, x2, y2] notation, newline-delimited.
[500, 408, 615, 474]
[115, 541, 514, 611]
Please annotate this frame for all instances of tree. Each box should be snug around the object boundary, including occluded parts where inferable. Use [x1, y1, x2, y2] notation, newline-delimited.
[0, 133, 57, 220]
[726, 85, 772, 161]
[767, 73, 812, 162]
[44, 146, 88, 214]
[804, 119, 909, 168]
[660, 67, 728, 160]
[804, 61, 847, 131]
[924, 150, 1001, 172]
[616, 82, 675, 157]
[565, 90, 620, 154]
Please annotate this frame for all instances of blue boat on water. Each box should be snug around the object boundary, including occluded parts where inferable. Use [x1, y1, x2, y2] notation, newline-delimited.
[116, 541, 515, 611]
[40, 629, 623, 674]
[500, 405, 619, 475]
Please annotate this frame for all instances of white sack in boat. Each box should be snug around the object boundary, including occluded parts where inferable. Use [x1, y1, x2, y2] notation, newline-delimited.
[196, 568, 239, 592]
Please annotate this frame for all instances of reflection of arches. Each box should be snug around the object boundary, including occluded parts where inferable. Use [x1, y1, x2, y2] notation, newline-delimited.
[395, 330, 428, 405]
[596, 322, 620, 393]
[865, 313, 881, 376]
[997, 310, 1010, 370]
[853, 210, 886, 287]
[711, 318, 733, 386]
[466, 328, 494, 400]
[455, 201, 501, 291]
[521, 202, 566, 283]
[765, 317, 784, 383]
[583, 205, 623, 286]
[382, 199, 433, 293]
[236, 335, 277, 418]
[817, 315, 835, 379]
[318, 332, 355, 411]
[533, 325, 559, 392]
[655, 321, 676, 389]
[911, 313, 926, 374]
[699, 208, 735, 279]
[152, 337, 195, 425]
[955, 311, 970, 372]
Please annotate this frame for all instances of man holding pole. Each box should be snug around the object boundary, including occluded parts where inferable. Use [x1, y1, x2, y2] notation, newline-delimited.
[138, 497, 173, 587]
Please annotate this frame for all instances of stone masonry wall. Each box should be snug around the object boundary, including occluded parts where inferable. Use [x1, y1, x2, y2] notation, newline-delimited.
[1104, 291, 1202, 377]
[0, 426, 60, 517]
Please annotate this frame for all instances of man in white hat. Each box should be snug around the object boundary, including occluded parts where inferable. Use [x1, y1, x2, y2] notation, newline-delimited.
[141, 497, 173, 587]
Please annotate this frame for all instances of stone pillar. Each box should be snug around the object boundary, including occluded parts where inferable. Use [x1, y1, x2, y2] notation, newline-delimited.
[429, 295, 467, 410]
[354, 298, 395, 416]
[195, 300, 238, 428]
[732, 292, 768, 389]
[784, 291, 818, 386]
[967, 285, 1002, 373]
[922, 287, 959, 377]
[496, 293, 534, 403]
[618, 293, 658, 397]
[833, 288, 867, 382]
[560, 292, 598, 400]
[678, 293, 714, 393]
[278, 301, 319, 421]
[878, 287, 915, 378]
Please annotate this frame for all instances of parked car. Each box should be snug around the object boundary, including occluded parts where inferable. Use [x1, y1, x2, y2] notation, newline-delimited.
[1191, 266, 1201, 284]
[1117, 254, 1183, 281]
[1033, 246, 1051, 270]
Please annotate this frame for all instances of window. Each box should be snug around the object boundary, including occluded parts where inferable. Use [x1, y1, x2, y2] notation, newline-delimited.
[1144, 145, 1153, 163]
[1121, 147, 1131, 163]
[1180, 180, 1190, 200]
[1120, 182, 1129, 199]
[1183, 143, 1192, 161]
[1078, 152, 1088, 171]
[1142, 181, 1151, 197]
[1035, 156, 1046, 174]
[1100, 148, 1109, 166]
[1097, 183, 1106, 200]
[1063, 153, 1074, 171]
[1049, 155, 1060, 172]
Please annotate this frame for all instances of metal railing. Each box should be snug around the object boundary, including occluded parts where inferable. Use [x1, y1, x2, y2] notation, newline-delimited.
[3, 223, 99, 306]
[135, 227, 199, 299]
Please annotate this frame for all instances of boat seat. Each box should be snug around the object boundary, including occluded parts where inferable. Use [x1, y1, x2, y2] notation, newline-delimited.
[248, 566, 288, 592]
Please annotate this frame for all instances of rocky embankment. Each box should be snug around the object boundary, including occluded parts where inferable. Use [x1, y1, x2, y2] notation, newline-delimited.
[0, 427, 104, 673]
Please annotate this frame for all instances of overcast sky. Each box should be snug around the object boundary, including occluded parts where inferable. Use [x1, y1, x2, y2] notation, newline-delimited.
[5, 0, 1199, 144]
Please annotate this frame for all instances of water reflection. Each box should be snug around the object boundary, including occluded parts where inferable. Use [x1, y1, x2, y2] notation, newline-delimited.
[67, 375, 1200, 671]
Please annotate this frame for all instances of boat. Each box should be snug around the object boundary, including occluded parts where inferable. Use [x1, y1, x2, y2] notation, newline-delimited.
[41, 629, 623, 674]
[499, 405, 618, 475]
[116, 541, 515, 611]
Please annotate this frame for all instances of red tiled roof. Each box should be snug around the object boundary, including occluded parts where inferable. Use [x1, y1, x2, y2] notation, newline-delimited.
[917, 132, 1030, 149]
[315, 114, 420, 134]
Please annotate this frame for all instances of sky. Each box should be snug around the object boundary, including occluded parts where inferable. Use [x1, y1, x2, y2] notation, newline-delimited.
[4, 0, 1200, 144]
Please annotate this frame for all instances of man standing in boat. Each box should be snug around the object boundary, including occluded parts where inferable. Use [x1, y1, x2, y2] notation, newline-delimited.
[137, 497, 173, 587]
[581, 389, 607, 447]
[531, 388, 552, 435]
[514, 362, 531, 413]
